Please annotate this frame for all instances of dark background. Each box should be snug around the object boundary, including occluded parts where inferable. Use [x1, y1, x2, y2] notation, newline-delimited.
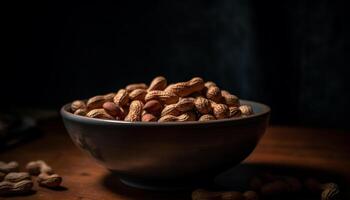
[2, 0, 348, 128]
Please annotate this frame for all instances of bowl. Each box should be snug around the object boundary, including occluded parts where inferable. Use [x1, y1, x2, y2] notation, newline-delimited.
[61, 100, 270, 190]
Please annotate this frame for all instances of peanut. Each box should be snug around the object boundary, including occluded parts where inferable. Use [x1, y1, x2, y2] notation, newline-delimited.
[86, 95, 105, 110]
[161, 98, 194, 117]
[26, 160, 62, 188]
[148, 76, 167, 91]
[37, 173, 62, 188]
[161, 104, 181, 117]
[124, 100, 143, 121]
[222, 90, 240, 106]
[74, 108, 88, 116]
[305, 179, 340, 200]
[86, 109, 114, 120]
[176, 98, 195, 112]
[177, 112, 196, 121]
[143, 100, 163, 115]
[104, 92, 116, 102]
[198, 114, 216, 121]
[71, 100, 86, 112]
[129, 89, 147, 102]
[26, 160, 53, 175]
[239, 105, 254, 116]
[102, 102, 123, 118]
[165, 77, 205, 97]
[206, 86, 223, 103]
[158, 115, 178, 122]
[159, 112, 196, 122]
[145, 90, 179, 105]
[113, 89, 129, 106]
[204, 81, 217, 88]
[0, 161, 19, 174]
[3, 172, 31, 183]
[211, 102, 229, 119]
[229, 107, 241, 118]
[0, 180, 33, 195]
[0, 172, 33, 195]
[125, 83, 148, 92]
[194, 97, 212, 114]
[142, 113, 157, 122]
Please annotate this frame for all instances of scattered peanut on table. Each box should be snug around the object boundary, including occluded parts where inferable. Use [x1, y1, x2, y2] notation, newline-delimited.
[26, 160, 62, 188]
[70, 76, 254, 122]
[1, 160, 63, 196]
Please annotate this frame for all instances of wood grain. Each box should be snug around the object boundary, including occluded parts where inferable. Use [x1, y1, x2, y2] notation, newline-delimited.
[0, 121, 349, 200]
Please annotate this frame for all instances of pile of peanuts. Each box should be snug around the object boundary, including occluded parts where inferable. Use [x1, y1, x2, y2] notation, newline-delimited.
[193, 174, 340, 200]
[0, 160, 62, 196]
[70, 76, 253, 122]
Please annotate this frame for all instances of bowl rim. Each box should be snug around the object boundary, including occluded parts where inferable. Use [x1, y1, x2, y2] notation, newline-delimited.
[61, 99, 270, 127]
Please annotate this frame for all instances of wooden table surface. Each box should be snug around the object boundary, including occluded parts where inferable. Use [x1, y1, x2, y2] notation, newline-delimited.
[1, 120, 349, 200]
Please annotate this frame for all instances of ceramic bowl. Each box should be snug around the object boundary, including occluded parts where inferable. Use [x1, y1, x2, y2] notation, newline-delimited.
[61, 100, 270, 190]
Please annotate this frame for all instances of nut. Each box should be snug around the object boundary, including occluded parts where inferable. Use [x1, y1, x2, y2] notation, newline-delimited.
[102, 102, 123, 118]
[321, 183, 339, 200]
[211, 102, 229, 119]
[26, 160, 53, 175]
[86, 109, 114, 120]
[206, 86, 223, 103]
[71, 100, 86, 112]
[26, 160, 62, 188]
[148, 76, 167, 91]
[74, 108, 88, 116]
[229, 107, 241, 118]
[159, 112, 196, 122]
[165, 77, 205, 97]
[37, 173, 62, 188]
[142, 113, 157, 122]
[87, 95, 105, 110]
[113, 89, 129, 106]
[221, 90, 240, 106]
[129, 89, 147, 102]
[3, 172, 31, 183]
[305, 179, 340, 200]
[176, 98, 195, 112]
[0, 180, 33, 195]
[194, 97, 212, 114]
[145, 90, 179, 105]
[104, 92, 116, 102]
[0, 161, 19, 174]
[161, 104, 181, 117]
[124, 100, 143, 121]
[204, 81, 217, 88]
[198, 114, 216, 121]
[239, 105, 253, 116]
[143, 100, 163, 115]
[125, 83, 148, 92]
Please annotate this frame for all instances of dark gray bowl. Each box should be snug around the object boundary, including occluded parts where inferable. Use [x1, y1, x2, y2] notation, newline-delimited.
[61, 100, 270, 190]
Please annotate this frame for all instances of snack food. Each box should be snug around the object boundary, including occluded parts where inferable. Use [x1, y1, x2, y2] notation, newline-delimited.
[70, 76, 254, 122]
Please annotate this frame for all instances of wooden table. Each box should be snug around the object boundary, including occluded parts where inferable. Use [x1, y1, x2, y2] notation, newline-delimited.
[1, 120, 349, 200]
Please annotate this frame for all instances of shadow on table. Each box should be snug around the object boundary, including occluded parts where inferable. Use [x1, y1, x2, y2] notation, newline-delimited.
[101, 163, 347, 200]
[102, 173, 192, 200]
